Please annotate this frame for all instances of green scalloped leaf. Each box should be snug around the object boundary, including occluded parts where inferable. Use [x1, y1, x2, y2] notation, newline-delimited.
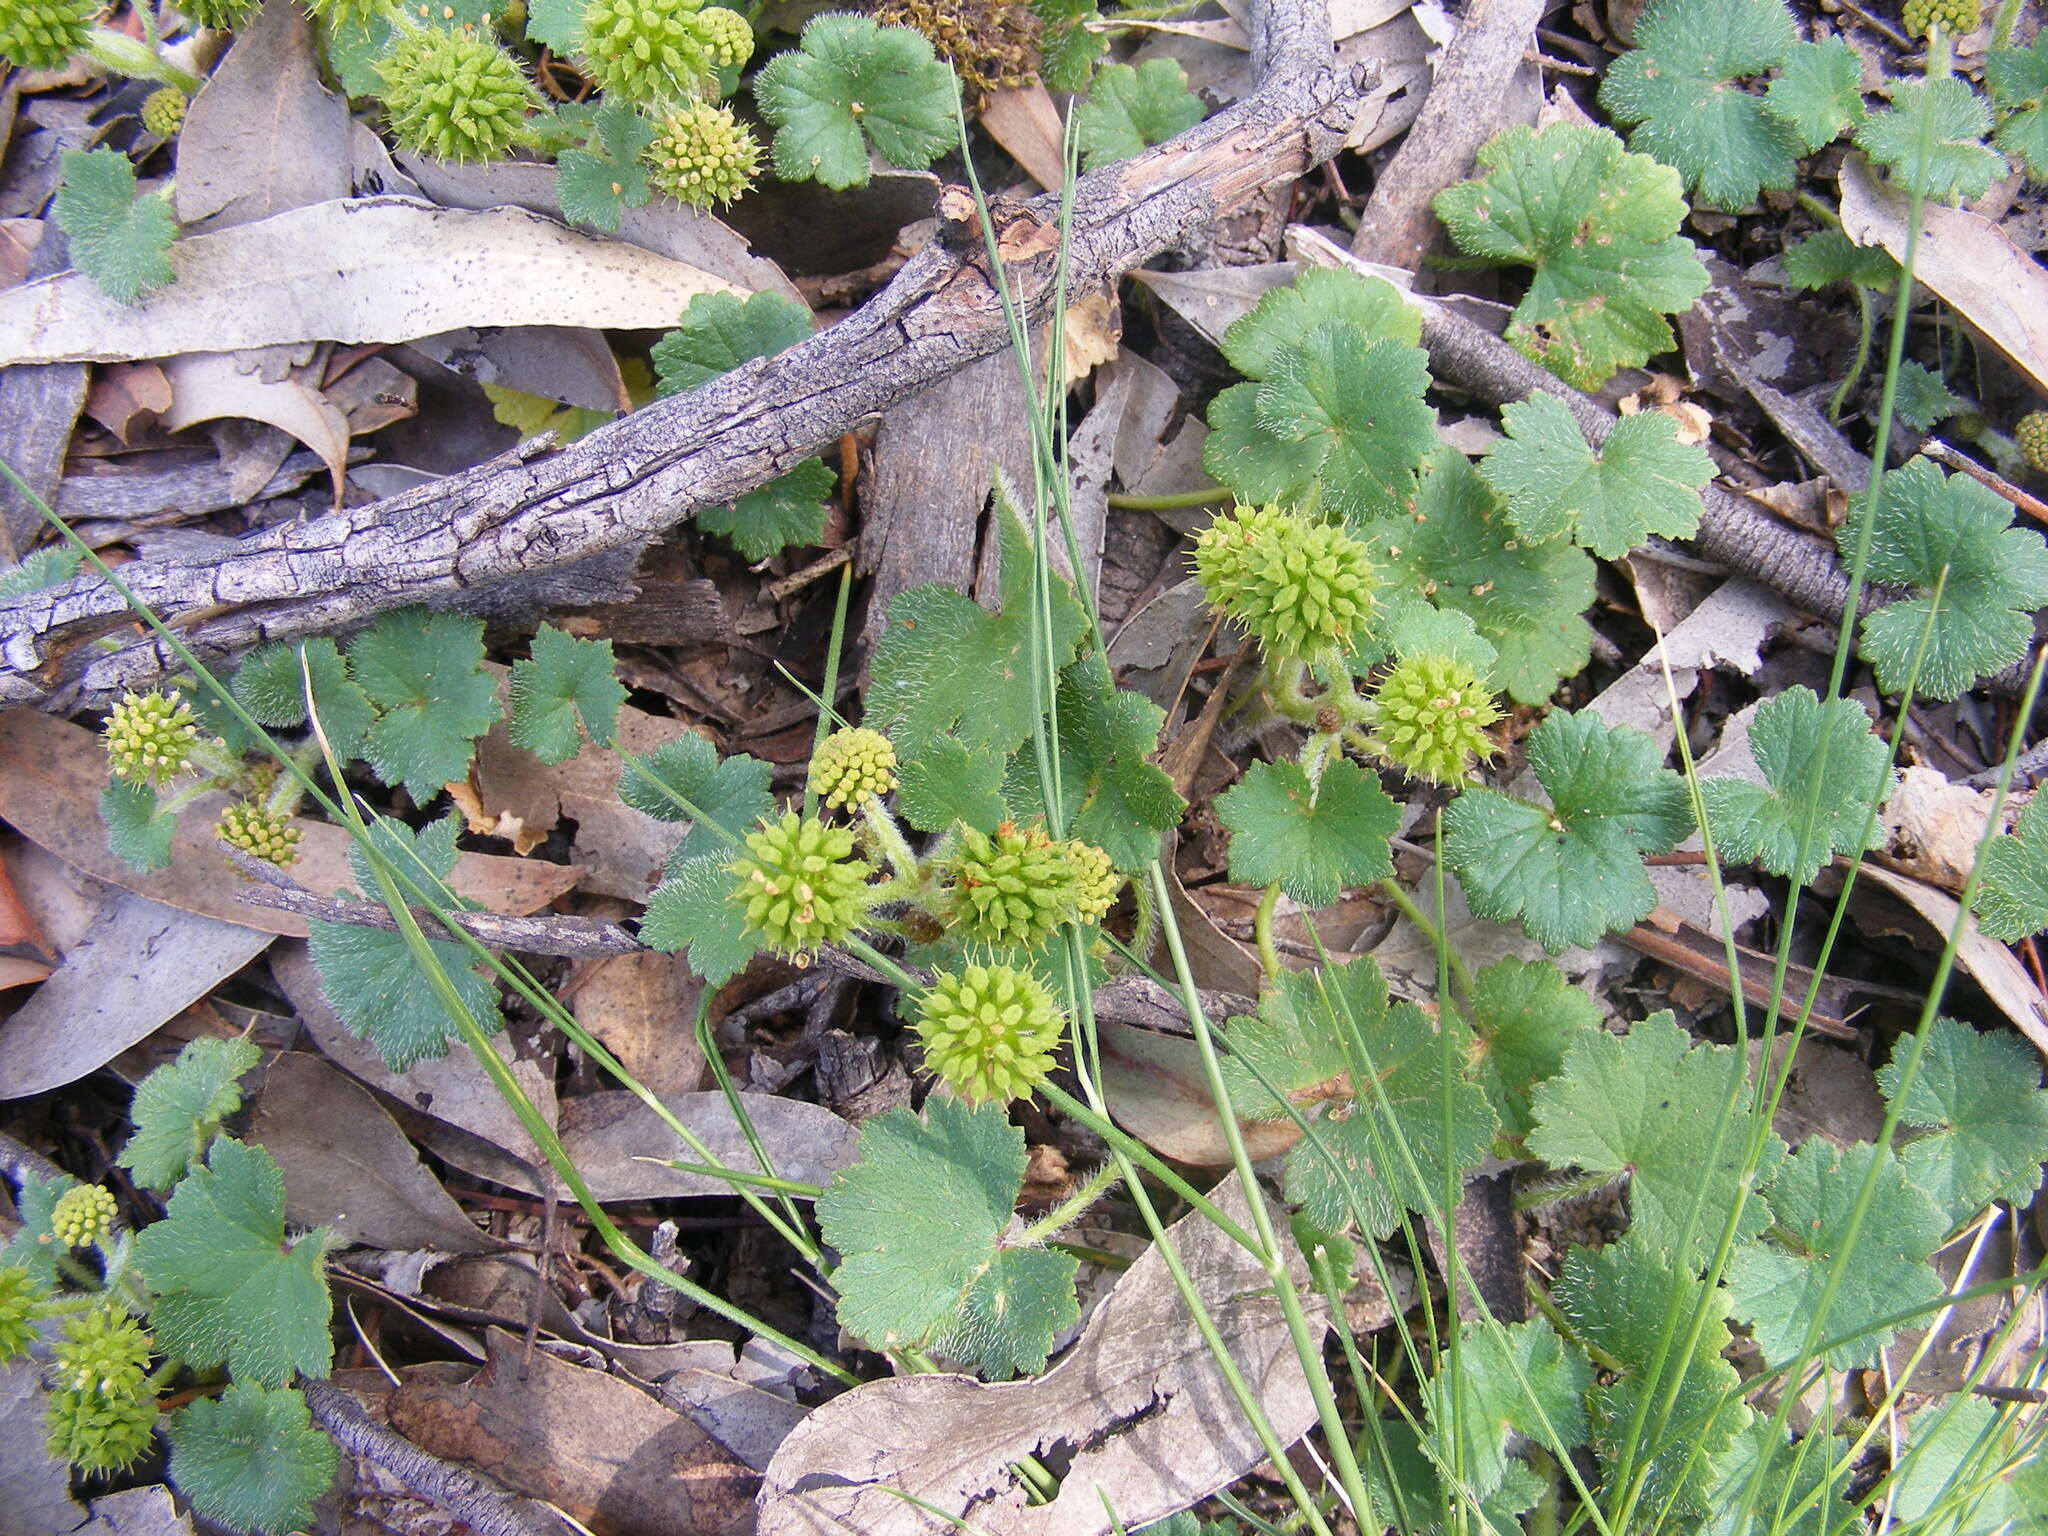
[507, 624, 626, 764]
[167, 1382, 338, 1536]
[1216, 757, 1399, 908]
[118, 1035, 263, 1191]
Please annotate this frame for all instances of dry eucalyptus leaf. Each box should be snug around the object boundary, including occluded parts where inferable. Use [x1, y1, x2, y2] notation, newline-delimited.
[161, 350, 351, 495]
[0, 196, 748, 366]
[758, 1175, 1322, 1536]
[251, 1051, 499, 1253]
[1839, 156, 2048, 395]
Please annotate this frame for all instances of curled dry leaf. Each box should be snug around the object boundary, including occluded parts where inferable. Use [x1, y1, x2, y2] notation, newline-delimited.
[757, 1175, 1323, 1536]
[0, 196, 749, 367]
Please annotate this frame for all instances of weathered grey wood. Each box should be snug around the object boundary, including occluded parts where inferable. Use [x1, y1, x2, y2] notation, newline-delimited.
[0, 0, 1362, 705]
[0, 362, 87, 561]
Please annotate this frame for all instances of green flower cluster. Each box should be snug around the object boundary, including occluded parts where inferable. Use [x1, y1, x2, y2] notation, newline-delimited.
[0, 0, 94, 73]
[939, 822, 1111, 949]
[141, 87, 187, 138]
[47, 1307, 157, 1474]
[104, 689, 200, 787]
[731, 811, 874, 959]
[178, 0, 256, 29]
[913, 962, 1065, 1103]
[807, 726, 898, 810]
[0, 1266, 43, 1362]
[1365, 653, 1503, 784]
[646, 101, 762, 208]
[1901, 0, 1977, 37]
[2018, 411, 2048, 475]
[1192, 504, 1380, 663]
[50, 1182, 119, 1248]
[218, 801, 303, 868]
[579, 0, 738, 105]
[376, 25, 540, 164]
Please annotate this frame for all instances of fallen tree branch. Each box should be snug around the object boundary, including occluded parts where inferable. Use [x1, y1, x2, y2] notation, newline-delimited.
[0, 0, 1363, 708]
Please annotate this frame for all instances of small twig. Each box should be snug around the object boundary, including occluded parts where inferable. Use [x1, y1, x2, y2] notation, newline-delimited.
[1921, 436, 2048, 525]
[301, 1380, 570, 1536]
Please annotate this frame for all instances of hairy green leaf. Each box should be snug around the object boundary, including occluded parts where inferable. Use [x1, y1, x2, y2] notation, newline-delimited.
[1877, 1015, 2048, 1224]
[1699, 687, 1892, 886]
[1780, 228, 1897, 291]
[818, 1096, 1078, 1375]
[617, 731, 772, 867]
[1763, 39, 1866, 153]
[754, 14, 957, 189]
[653, 289, 815, 396]
[698, 458, 834, 561]
[119, 1036, 262, 1191]
[1725, 1139, 1944, 1368]
[1976, 799, 2048, 941]
[1855, 77, 2006, 203]
[232, 637, 374, 762]
[1074, 58, 1205, 169]
[1422, 1318, 1590, 1498]
[1250, 324, 1436, 519]
[1216, 757, 1399, 909]
[1529, 1011, 1784, 1264]
[54, 147, 177, 304]
[1478, 393, 1711, 558]
[100, 778, 177, 874]
[167, 1381, 338, 1536]
[896, 734, 1008, 834]
[134, 1136, 334, 1386]
[1037, 656, 1183, 871]
[555, 99, 654, 232]
[1464, 956, 1602, 1142]
[640, 853, 760, 984]
[1846, 456, 2048, 699]
[347, 608, 500, 802]
[1600, 0, 1800, 208]
[1434, 122, 1709, 388]
[1888, 360, 1962, 433]
[1443, 710, 1693, 952]
[507, 624, 626, 763]
[1988, 33, 2048, 179]
[1031, 0, 1104, 90]
[0, 545, 80, 598]
[1221, 268, 1421, 380]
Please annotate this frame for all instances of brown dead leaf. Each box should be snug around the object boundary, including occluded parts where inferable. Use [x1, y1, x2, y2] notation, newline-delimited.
[161, 350, 351, 502]
[0, 710, 580, 936]
[82, 361, 172, 443]
[561, 942, 709, 1097]
[978, 83, 1067, 192]
[758, 1175, 1321, 1536]
[251, 1051, 499, 1253]
[1880, 765, 2013, 893]
[383, 1328, 756, 1536]
[1098, 1017, 1305, 1166]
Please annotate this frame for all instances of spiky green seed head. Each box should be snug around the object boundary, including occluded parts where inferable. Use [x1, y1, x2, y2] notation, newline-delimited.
[645, 100, 761, 207]
[913, 962, 1065, 1103]
[104, 689, 200, 787]
[941, 820, 1087, 949]
[1901, 0, 1977, 37]
[731, 811, 874, 959]
[1193, 504, 1378, 662]
[694, 4, 751, 66]
[46, 1384, 157, 1476]
[579, 0, 719, 104]
[175, 0, 257, 29]
[0, 1267, 43, 1364]
[53, 1307, 152, 1398]
[808, 726, 898, 810]
[50, 1183, 119, 1249]
[0, 0, 94, 72]
[218, 801, 303, 868]
[376, 25, 541, 164]
[1064, 839, 1120, 924]
[1365, 653, 1502, 784]
[140, 88, 188, 138]
[2017, 412, 2048, 474]
[871, 0, 1039, 96]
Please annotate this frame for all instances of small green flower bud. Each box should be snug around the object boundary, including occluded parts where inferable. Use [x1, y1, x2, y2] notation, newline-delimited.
[50, 1183, 119, 1249]
[0, 1266, 45, 1364]
[694, 4, 752, 66]
[913, 962, 1065, 1103]
[1064, 838, 1120, 924]
[808, 727, 898, 810]
[941, 820, 1086, 950]
[176, 0, 257, 29]
[376, 25, 541, 164]
[304, 0, 391, 28]
[2018, 411, 2048, 475]
[1901, 0, 1977, 37]
[0, 0, 94, 73]
[1193, 504, 1378, 662]
[218, 801, 303, 867]
[730, 811, 875, 959]
[140, 88, 187, 138]
[46, 1384, 157, 1476]
[53, 1307, 152, 1398]
[104, 689, 200, 787]
[1365, 653, 1502, 784]
[579, 0, 717, 104]
[645, 99, 761, 208]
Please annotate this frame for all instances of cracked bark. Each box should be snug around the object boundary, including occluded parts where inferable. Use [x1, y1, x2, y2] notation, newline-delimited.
[0, 0, 1364, 708]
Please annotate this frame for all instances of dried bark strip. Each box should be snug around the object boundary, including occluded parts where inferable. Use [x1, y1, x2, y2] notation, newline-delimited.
[0, 0, 1364, 707]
